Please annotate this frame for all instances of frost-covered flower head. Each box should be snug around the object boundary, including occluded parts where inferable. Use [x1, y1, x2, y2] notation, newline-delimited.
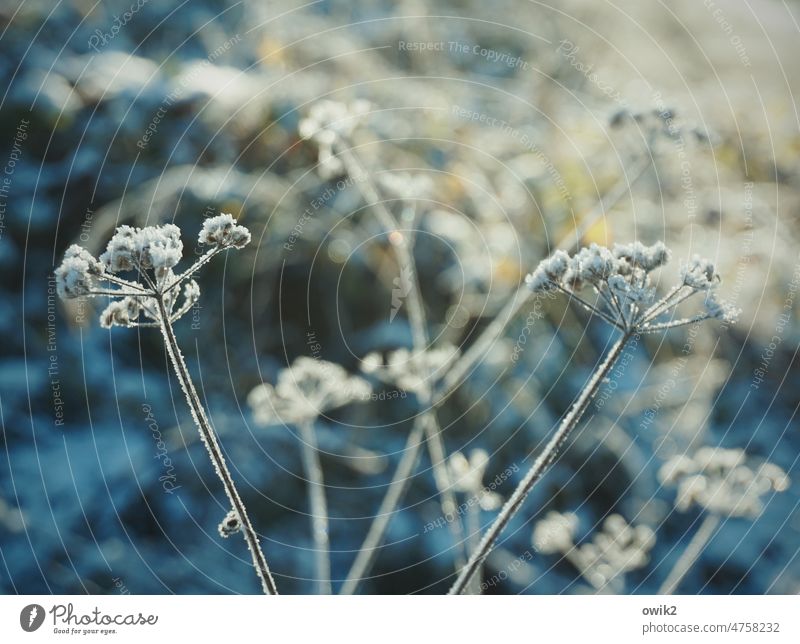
[532, 511, 579, 554]
[447, 449, 502, 511]
[526, 242, 740, 334]
[248, 357, 371, 426]
[54, 213, 250, 329]
[659, 448, 789, 518]
[533, 511, 654, 591]
[298, 99, 371, 178]
[361, 343, 459, 394]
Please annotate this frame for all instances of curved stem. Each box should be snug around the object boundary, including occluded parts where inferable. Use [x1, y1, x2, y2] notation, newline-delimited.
[449, 332, 631, 594]
[156, 297, 278, 595]
[658, 513, 720, 595]
[297, 419, 331, 594]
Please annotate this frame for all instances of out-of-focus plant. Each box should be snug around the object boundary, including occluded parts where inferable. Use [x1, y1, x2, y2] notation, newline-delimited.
[248, 357, 371, 594]
[54, 215, 279, 595]
[449, 242, 739, 594]
[657, 448, 789, 594]
[533, 511, 655, 593]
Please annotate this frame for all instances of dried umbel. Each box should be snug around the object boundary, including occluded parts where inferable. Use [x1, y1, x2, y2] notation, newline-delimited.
[298, 99, 371, 178]
[248, 356, 371, 426]
[361, 344, 459, 395]
[659, 447, 789, 518]
[448, 450, 502, 511]
[54, 214, 278, 596]
[532, 512, 654, 592]
[526, 242, 740, 333]
[55, 214, 251, 329]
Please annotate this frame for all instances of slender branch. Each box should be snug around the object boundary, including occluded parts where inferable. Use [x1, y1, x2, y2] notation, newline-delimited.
[556, 285, 623, 330]
[339, 143, 467, 583]
[340, 417, 426, 594]
[164, 247, 227, 295]
[155, 296, 278, 595]
[658, 513, 721, 595]
[297, 418, 331, 594]
[641, 314, 710, 333]
[449, 332, 631, 594]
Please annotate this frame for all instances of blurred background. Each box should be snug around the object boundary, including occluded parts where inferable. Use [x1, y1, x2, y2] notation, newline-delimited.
[0, 0, 798, 594]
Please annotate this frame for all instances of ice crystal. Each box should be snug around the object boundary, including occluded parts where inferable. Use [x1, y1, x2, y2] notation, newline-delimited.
[248, 356, 371, 425]
[218, 510, 241, 538]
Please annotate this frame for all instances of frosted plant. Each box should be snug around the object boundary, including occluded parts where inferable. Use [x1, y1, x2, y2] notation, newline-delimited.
[450, 242, 738, 594]
[657, 447, 789, 594]
[218, 510, 241, 538]
[448, 450, 503, 512]
[533, 512, 654, 593]
[361, 344, 459, 395]
[298, 99, 371, 178]
[248, 356, 370, 594]
[525, 242, 740, 334]
[447, 449, 502, 594]
[54, 214, 278, 595]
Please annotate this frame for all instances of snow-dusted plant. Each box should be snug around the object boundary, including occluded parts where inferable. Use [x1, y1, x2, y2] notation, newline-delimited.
[533, 512, 654, 593]
[248, 356, 370, 594]
[298, 99, 371, 178]
[54, 214, 278, 595]
[361, 344, 459, 395]
[657, 447, 788, 594]
[450, 242, 739, 594]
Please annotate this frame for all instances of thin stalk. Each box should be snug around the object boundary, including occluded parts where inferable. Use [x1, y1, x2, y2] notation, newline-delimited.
[155, 296, 278, 595]
[297, 418, 331, 594]
[340, 417, 426, 594]
[449, 332, 631, 594]
[339, 144, 466, 579]
[658, 513, 720, 595]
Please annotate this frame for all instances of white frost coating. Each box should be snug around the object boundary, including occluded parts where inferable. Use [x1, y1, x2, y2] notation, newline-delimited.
[55, 214, 277, 595]
[298, 99, 371, 178]
[524, 241, 739, 334]
[360, 344, 459, 394]
[198, 213, 251, 248]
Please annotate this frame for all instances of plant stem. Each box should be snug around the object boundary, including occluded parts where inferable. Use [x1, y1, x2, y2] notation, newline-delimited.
[339, 144, 466, 579]
[155, 297, 278, 595]
[449, 332, 631, 594]
[297, 418, 332, 594]
[658, 513, 721, 595]
[340, 417, 426, 594]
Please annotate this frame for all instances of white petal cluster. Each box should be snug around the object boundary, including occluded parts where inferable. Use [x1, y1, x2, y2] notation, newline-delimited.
[248, 356, 371, 425]
[198, 213, 251, 249]
[447, 449, 502, 511]
[298, 99, 371, 178]
[526, 241, 738, 333]
[659, 447, 789, 518]
[361, 343, 459, 394]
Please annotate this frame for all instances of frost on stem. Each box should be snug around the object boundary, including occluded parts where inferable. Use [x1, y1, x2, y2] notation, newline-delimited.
[248, 356, 371, 426]
[53, 214, 279, 595]
[298, 99, 371, 179]
[218, 510, 241, 538]
[361, 344, 459, 395]
[659, 447, 789, 518]
[525, 242, 740, 333]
